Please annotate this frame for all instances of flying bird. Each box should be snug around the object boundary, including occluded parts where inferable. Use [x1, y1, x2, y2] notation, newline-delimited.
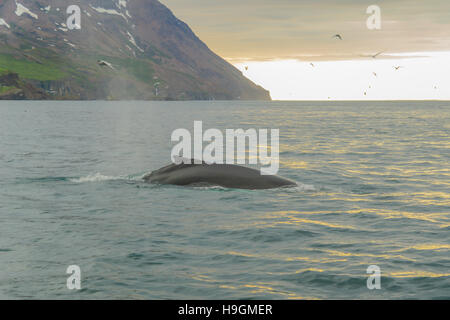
[332, 34, 343, 40]
[245, 66, 249, 71]
[394, 66, 403, 70]
[372, 72, 377, 77]
[371, 51, 383, 59]
[310, 63, 315, 67]
[97, 60, 115, 70]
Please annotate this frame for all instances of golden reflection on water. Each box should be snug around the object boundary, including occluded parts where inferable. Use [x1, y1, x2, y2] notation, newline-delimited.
[220, 205, 448, 234]
[278, 218, 354, 230]
[323, 249, 416, 262]
[361, 208, 449, 227]
[294, 267, 325, 273]
[387, 271, 450, 278]
[229, 282, 319, 300]
[241, 283, 320, 300]
[279, 159, 309, 169]
[228, 105, 450, 297]
[190, 273, 319, 299]
[226, 251, 347, 264]
[389, 244, 450, 252]
[257, 208, 448, 229]
[253, 210, 356, 230]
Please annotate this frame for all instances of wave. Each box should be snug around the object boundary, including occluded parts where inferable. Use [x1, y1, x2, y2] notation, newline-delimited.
[187, 181, 315, 192]
[192, 185, 230, 191]
[70, 173, 145, 183]
[292, 183, 316, 192]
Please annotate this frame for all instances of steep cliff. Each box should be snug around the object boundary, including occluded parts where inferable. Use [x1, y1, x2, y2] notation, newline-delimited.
[0, 0, 271, 100]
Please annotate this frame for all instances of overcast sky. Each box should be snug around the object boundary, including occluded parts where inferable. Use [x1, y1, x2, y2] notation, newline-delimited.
[160, 0, 450, 100]
[161, 0, 450, 61]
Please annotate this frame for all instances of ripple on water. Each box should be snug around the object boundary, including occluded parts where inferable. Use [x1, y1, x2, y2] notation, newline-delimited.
[1, 101, 449, 299]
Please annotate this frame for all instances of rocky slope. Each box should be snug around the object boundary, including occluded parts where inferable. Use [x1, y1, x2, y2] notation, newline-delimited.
[0, 71, 50, 99]
[0, 0, 270, 100]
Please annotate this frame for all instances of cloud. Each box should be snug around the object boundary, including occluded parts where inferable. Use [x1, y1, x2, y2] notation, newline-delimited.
[160, 0, 450, 61]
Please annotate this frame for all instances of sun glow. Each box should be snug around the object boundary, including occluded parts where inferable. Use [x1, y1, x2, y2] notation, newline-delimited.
[234, 52, 450, 101]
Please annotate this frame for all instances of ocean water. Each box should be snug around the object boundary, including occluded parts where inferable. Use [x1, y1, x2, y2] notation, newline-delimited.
[0, 100, 449, 300]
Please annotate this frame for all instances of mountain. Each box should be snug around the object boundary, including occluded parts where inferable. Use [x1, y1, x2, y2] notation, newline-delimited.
[0, 0, 270, 100]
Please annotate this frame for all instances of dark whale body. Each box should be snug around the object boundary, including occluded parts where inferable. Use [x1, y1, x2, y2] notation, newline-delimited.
[143, 162, 297, 190]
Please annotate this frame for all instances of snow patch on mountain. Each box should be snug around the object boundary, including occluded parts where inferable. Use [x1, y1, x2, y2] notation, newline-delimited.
[90, 5, 128, 22]
[126, 31, 144, 52]
[15, 1, 38, 19]
[40, 6, 51, 13]
[0, 18, 10, 29]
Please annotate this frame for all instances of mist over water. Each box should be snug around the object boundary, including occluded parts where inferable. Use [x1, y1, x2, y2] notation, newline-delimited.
[0, 101, 449, 299]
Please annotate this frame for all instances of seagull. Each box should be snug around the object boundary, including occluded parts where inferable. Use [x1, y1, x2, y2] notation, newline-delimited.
[332, 34, 343, 40]
[394, 66, 403, 70]
[97, 60, 115, 70]
[371, 51, 383, 59]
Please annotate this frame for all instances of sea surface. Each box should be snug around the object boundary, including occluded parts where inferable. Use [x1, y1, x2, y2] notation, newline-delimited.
[0, 101, 449, 299]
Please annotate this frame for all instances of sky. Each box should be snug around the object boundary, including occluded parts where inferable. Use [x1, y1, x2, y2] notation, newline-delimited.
[161, 0, 450, 100]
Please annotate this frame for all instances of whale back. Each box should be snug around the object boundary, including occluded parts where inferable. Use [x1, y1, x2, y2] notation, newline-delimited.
[144, 160, 297, 190]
